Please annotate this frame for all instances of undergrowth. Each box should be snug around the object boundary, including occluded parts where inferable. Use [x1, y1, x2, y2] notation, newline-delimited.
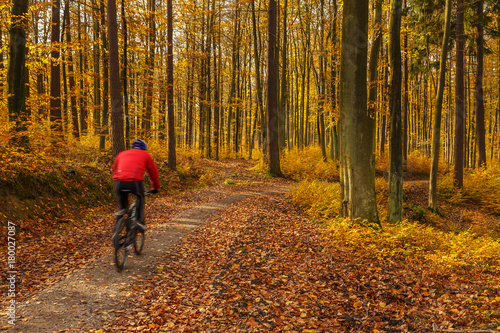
[438, 164, 500, 215]
[289, 181, 500, 273]
[0, 132, 205, 233]
[286, 149, 500, 275]
[252, 146, 339, 181]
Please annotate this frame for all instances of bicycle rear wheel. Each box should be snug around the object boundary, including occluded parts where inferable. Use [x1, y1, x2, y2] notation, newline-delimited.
[113, 217, 129, 271]
[134, 229, 145, 255]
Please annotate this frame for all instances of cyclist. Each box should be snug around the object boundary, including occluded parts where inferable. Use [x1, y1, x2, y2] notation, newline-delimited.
[112, 139, 160, 235]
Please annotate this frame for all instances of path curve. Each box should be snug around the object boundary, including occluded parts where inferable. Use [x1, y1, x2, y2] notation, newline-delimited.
[10, 187, 289, 332]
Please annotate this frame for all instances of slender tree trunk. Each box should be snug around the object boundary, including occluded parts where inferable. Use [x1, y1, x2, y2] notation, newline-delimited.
[454, 0, 465, 188]
[496, 18, 500, 163]
[198, 2, 207, 152]
[204, 1, 216, 159]
[50, 0, 62, 136]
[226, 6, 240, 154]
[369, 0, 382, 155]
[78, 2, 87, 136]
[64, 1, 79, 139]
[339, 0, 380, 226]
[328, 0, 338, 161]
[92, 0, 101, 136]
[99, 0, 109, 151]
[213, 11, 221, 161]
[144, 0, 156, 135]
[267, 0, 282, 176]
[475, 0, 486, 167]
[185, 27, 194, 148]
[107, 0, 125, 156]
[388, 0, 403, 223]
[379, 48, 388, 155]
[317, 0, 328, 161]
[121, 0, 130, 146]
[167, 0, 176, 169]
[279, 0, 288, 150]
[0, 24, 3, 102]
[251, 0, 266, 159]
[7, 0, 29, 145]
[403, 0, 409, 167]
[429, 0, 452, 210]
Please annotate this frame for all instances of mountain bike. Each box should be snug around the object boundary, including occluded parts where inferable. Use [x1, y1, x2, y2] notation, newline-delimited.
[113, 189, 154, 271]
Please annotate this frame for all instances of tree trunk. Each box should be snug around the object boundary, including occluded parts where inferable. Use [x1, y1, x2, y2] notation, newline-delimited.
[267, 0, 282, 176]
[339, 0, 380, 226]
[317, 0, 328, 161]
[403, 0, 409, 167]
[251, 0, 266, 159]
[7, 0, 29, 145]
[496, 18, 500, 163]
[454, 0, 465, 188]
[50, 0, 62, 136]
[328, 0, 338, 161]
[379, 48, 388, 155]
[428, 0, 452, 210]
[279, 0, 288, 150]
[186, 36, 194, 148]
[144, 0, 156, 135]
[107, 0, 125, 156]
[121, 0, 130, 146]
[92, 0, 101, 136]
[388, 0, 403, 223]
[78, 2, 87, 136]
[167, 0, 176, 169]
[475, 0, 486, 167]
[213, 9, 221, 161]
[99, 0, 109, 151]
[64, 1, 80, 139]
[369, 0, 382, 155]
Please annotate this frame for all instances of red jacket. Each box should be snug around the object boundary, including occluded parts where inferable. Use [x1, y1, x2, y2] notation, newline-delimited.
[113, 149, 160, 190]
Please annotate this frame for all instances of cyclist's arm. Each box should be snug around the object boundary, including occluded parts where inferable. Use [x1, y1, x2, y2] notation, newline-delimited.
[146, 155, 160, 190]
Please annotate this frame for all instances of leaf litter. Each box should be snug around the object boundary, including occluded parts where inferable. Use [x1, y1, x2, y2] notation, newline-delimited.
[101, 192, 499, 332]
[2, 159, 499, 332]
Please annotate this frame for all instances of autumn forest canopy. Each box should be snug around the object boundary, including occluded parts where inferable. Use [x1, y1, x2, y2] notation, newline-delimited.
[2, 0, 500, 223]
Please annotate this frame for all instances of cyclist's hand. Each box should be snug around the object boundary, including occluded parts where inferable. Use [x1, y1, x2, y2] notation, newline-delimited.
[149, 189, 159, 194]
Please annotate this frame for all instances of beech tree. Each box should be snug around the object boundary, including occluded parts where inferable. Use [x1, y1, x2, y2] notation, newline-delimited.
[167, 0, 176, 169]
[7, 0, 29, 144]
[429, 0, 452, 210]
[454, 0, 465, 188]
[50, 0, 62, 135]
[475, 0, 487, 167]
[107, 0, 125, 156]
[388, 0, 403, 223]
[339, 0, 380, 226]
[267, 0, 282, 176]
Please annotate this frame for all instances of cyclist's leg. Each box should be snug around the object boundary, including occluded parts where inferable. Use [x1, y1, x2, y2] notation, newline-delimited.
[114, 181, 130, 222]
[133, 181, 146, 229]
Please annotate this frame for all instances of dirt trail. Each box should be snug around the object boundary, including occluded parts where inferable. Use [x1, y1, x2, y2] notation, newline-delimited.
[8, 186, 290, 332]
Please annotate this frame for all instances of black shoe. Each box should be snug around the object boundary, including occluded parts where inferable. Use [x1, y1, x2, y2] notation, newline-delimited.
[136, 222, 147, 232]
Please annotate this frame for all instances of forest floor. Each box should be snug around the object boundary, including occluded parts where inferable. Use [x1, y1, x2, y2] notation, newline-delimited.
[1, 159, 499, 332]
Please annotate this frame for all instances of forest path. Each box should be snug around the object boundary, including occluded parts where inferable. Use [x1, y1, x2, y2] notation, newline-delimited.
[3, 163, 499, 332]
[8, 184, 291, 332]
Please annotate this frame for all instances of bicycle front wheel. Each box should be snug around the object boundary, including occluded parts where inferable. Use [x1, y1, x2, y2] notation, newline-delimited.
[134, 229, 145, 255]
